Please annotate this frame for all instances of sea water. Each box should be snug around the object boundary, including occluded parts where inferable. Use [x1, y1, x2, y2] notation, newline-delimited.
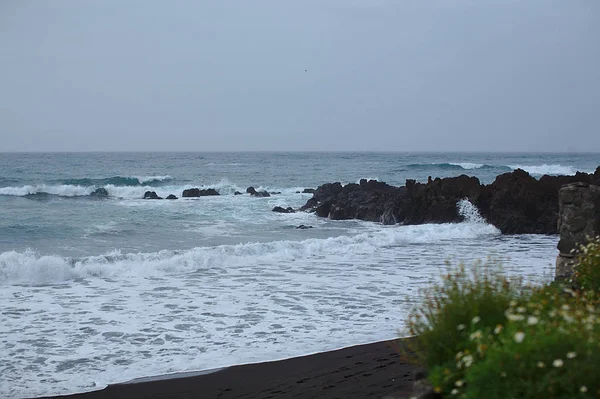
[1, 152, 597, 397]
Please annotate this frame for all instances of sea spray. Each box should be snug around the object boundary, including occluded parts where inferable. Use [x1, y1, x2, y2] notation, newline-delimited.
[457, 198, 491, 225]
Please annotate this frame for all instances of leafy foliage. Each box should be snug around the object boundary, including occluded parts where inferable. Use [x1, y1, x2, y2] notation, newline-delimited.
[406, 247, 600, 398]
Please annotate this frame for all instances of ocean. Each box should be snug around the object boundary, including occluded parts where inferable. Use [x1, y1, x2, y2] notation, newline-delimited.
[1, 152, 598, 398]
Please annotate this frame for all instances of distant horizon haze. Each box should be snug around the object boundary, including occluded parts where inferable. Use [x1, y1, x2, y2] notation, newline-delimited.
[1, 0, 599, 152]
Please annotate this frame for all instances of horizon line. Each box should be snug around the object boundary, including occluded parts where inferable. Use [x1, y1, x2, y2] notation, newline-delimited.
[2, 150, 599, 154]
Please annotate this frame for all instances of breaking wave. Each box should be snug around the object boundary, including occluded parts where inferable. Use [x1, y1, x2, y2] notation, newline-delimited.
[508, 164, 591, 176]
[60, 175, 173, 187]
[0, 178, 308, 199]
[407, 163, 500, 171]
[1, 216, 499, 285]
[405, 162, 594, 177]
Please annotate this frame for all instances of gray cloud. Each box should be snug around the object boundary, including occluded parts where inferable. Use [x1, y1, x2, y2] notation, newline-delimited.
[1, 0, 599, 151]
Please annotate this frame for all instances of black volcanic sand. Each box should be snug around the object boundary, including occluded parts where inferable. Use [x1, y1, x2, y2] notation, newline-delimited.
[42, 338, 419, 399]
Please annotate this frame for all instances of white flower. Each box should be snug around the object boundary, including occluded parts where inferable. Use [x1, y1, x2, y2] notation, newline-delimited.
[514, 331, 525, 343]
[469, 330, 482, 341]
[451, 389, 459, 395]
[463, 354, 473, 368]
[562, 304, 570, 311]
[457, 324, 466, 331]
[472, 316, 481, 324]
[517, 306, 526, 313]
[455, 380, 464, 387]
[527, 316, 539, 325]
[580, 386, 588, 393]
[506, 313, 525, 321]
[567, 352, 577, 359]
[553, 359, 564, 367]
[537, 361, 545, 368]
[494, 324, 503, 334]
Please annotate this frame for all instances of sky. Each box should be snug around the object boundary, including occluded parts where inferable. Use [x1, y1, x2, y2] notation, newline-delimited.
[1, 0, 599, 152]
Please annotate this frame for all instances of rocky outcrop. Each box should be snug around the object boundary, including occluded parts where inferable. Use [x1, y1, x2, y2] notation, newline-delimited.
[273, 206, 295, 213]
[166, 194, 178, 200]
[182, 188, 220, 197]
[143, 191, 162, 199]
[476, 169, 599, 234]
[296, 224, 313, 229]
[234, 191, 242, 195]
[300, 177, 479, 227]
[300, 168, 600, 234]
[555, 182, 600, 280]
[302, 188, 316, 194]
[246, 187, 270, 197]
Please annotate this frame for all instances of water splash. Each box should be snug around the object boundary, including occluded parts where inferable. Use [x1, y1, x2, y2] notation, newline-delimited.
[457, 198, 488, 224]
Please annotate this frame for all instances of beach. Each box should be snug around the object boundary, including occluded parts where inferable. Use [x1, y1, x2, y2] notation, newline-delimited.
[42, 339, 416, 399]
[1, 152, 586, 397]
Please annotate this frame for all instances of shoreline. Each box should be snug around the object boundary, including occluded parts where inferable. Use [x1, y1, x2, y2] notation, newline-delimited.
[40, 337, 418, 399]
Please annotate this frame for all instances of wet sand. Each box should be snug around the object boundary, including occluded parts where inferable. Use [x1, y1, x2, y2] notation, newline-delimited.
[42, 338, 419, 399]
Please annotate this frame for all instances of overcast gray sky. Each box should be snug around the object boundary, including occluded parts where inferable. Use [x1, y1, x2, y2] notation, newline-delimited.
[1, 0, 599, 152]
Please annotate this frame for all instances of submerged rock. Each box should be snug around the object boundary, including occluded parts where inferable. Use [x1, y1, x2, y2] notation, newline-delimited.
[272, 206, 295, 213]
[182, 188, 220, 197]
[90, 188, 109, 198]
[234, 191, 242, 195]
[296, 225, 313, 229]
[143, 191, 162, 200]
[246, 186, 270, 197]
[166, 194, 178, 200]
[302, 188, 316, 194]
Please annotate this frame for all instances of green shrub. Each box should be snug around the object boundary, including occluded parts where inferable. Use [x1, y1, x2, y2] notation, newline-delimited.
[406, 261, 522, 395]
[464, 285, 600, 399]
[406, 252, 600, 398]
[574, 237, 600, 291]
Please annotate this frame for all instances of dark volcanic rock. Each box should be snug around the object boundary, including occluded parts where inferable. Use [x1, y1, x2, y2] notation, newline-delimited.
[273, 206, 296, 213]
[302, 188, 316, 194]
[299, 169, 600, 234]
[246, 186, 270, 197]
[143, 191, 162, 200]
[476, 169, 594, 234]
[234, 191, 242, 195]
[166, 194, 178, 200]
[296, 225, 313, 229]
[270, 191, 282, 195]
[90, 188, 109, 197]
[182, 188, 220, 197]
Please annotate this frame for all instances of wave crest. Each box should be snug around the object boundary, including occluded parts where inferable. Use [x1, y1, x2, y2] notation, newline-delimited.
[407, 163, 498, 171]
[1, 221, 499, 285]
[508, 164, 590, 176]
[61, 175, 173, 187]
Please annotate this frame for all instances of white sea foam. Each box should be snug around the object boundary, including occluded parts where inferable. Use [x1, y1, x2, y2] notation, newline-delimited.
[0, 179, 307, 199]
[0, 220, 500, 285]
[458, 198, 489, 224]
[449, 162, 484, 170]
[0, 226, 557, 398]
[508, 164, 588, 176]
[0, 184, 92, 197]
